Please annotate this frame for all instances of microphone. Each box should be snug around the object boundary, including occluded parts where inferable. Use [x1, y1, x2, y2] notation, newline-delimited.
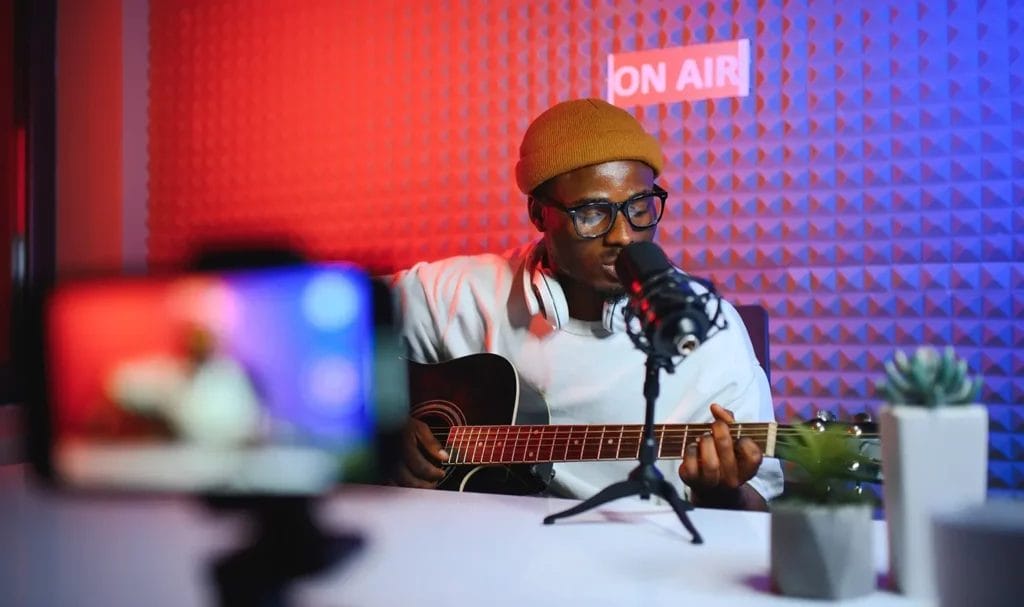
[614, 242, 725, 358]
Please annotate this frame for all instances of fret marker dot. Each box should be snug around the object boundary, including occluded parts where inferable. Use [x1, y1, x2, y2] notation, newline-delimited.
[574, 440, 580, 445]
[607, 439, 613, 445]
[528, 452, 534, 457]
[477, 441, 483, 447]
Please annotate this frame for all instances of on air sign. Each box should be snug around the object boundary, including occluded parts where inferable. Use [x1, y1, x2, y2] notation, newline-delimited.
[607, 39, 751, 107]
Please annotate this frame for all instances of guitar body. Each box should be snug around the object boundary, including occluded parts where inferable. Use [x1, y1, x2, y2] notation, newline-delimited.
[408, 353, 882, 496]
[408, 353, 552, 494]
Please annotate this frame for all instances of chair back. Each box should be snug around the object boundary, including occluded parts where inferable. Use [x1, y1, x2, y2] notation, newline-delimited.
[735, 304, 770, 383]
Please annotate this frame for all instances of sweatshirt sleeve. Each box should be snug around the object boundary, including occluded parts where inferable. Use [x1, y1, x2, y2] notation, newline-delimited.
[389, 256, 498, 364]
[390, 262, 448, 364]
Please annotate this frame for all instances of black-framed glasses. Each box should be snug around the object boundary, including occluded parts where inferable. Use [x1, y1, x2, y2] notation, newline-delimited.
[537, 184, 668, 239]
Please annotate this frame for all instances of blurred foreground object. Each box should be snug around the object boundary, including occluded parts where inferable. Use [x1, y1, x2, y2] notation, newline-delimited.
[107, 324, 264, 448]
[770, 425, 878, 600]
[932, 500, 1024, 607]
[878, 346, 987, 598]
[28, 262, 401, 495]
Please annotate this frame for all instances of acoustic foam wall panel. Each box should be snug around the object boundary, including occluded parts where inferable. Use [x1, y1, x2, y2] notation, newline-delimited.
[148, 0, 1024, 496]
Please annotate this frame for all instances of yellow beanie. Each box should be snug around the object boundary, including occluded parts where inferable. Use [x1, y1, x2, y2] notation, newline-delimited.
[515, 98, 664, 195]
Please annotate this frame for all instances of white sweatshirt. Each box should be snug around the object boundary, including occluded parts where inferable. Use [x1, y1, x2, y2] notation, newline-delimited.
[393, 242, 784, 502]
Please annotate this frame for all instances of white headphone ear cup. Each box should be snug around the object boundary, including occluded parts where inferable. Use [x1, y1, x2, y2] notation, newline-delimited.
[522, 261, 542, 318]
[531, 269, 566, 330]
[521, 242, 569, 330]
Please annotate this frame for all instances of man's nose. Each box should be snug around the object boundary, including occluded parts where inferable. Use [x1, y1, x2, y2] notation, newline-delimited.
[603, 208, 635, 246]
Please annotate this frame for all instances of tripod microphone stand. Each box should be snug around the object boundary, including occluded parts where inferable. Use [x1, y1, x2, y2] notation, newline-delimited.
[542, 352, 703, 544]
[542, 242, 732, 543]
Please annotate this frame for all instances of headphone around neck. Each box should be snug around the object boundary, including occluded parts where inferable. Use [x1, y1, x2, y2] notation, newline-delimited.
[521, 243, 625, 333]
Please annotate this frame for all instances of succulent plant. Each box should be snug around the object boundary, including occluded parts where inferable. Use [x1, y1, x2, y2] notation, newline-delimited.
[775, 424, 878, 505]
[878, 346, 981, 408]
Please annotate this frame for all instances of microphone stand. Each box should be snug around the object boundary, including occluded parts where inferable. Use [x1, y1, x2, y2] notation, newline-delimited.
[542, 353, 703, 544]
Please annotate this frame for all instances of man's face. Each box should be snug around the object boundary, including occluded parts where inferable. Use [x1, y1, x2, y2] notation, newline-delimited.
[529, 160, 658, 297]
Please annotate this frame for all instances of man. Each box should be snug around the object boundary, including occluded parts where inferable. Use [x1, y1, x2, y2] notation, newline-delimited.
[391, 98, 782, 510]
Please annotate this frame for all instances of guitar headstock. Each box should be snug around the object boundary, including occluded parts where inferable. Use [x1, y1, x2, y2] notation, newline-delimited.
[803, 410, 878, 436]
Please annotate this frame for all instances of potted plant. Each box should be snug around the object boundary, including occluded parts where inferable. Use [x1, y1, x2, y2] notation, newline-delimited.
[877, 346, 987, 597]
[770, 424, 879, 599]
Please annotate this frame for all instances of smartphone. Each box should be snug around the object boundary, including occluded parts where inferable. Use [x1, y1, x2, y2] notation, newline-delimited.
[28, 263, 405, 494]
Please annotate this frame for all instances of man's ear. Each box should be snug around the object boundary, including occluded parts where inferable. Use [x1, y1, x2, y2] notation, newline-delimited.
[527, 196, 545, 233]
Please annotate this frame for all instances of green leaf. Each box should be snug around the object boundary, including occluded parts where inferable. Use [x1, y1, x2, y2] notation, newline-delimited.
[936, 347, 956, 387]
[893, 349, 911, 375]
[880, 346, 982, 407]
[775, 425, 878, 506]
[883, 360, 913, 394]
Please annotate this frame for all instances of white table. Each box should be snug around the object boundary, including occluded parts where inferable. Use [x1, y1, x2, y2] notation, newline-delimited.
[0, 465, 929, 607]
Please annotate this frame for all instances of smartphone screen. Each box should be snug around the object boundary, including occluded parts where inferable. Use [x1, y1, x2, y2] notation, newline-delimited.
[41, 264, 400, 494]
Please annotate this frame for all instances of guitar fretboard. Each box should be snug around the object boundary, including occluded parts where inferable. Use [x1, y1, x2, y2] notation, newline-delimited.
[443, 423, 779, 465]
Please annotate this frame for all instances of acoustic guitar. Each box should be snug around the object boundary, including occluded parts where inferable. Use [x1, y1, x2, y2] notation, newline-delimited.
[408, 352, 881, 494]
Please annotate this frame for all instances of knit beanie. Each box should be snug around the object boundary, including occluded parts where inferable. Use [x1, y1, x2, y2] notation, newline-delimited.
[515, 98, 665, 195]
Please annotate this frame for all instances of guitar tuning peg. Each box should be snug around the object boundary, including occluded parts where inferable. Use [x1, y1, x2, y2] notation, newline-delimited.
[853, 412, 872, 424]
[814, 410, 837, 423]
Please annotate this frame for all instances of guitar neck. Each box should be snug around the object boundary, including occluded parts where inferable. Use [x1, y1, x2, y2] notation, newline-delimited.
[444, 422, 782, 466]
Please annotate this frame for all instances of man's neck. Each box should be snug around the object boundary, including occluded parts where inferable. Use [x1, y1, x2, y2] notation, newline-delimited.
[558, 273, 609, 322]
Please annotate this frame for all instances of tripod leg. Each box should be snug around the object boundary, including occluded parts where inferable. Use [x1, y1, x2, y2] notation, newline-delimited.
[656, 479, 704, 544]
[543, 479, 646, 525]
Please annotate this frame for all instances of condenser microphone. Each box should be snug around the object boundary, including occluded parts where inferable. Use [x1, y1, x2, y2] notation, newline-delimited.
[614, 241, 724, 358]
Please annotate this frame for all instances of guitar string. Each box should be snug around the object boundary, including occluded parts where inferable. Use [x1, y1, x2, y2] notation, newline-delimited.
[423, 423, 877, 433]
[433, 428, 879, 463]
[427, 426, 881, 440]
[430, 435, 880, 450]
[432, 434, 877, 448]
[434, 444, 875, 463]
[426, 427, 880, 438]
[428, 424, 875, 430]
[423, 423, 880, 434]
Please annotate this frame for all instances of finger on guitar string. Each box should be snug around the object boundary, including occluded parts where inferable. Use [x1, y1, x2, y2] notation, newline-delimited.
[697, 432, 721, 487]
[710, 418, 741, 488]
[680, 442, 700, 484]
[396, 418, 448, 487]
[413, 418, 450, 462]
[735, 437, 764, 483]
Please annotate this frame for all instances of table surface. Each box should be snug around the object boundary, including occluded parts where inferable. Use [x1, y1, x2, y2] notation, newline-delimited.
[0, 465, 932, 607]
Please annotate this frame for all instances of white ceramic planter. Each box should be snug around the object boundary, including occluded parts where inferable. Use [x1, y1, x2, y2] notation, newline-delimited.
[770, 503, 875, 600]
[879, 404, 988, 597]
